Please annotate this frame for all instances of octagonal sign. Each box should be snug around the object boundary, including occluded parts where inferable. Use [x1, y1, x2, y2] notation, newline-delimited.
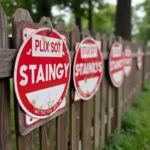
[14, 27, 71, 119]
[73, 37, 103, 100]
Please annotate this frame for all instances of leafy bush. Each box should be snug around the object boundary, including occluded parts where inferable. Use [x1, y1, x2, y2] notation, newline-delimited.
[121, 114, 140, 135]
[104, 113, 139, 150]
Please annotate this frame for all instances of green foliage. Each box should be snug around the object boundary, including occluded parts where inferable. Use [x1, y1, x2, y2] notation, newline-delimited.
[92, 4, 115, 35]
[121, 114, 140, 135]
[134, 0, 150, 44]
[105, 82, 150, 150]
[104, 114, 140, 150]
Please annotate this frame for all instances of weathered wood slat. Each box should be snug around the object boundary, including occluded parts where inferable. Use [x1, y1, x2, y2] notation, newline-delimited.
[81, 100, 92, 150]
[0, 6, 11, 150]
[114, 37, 122, 131]
[106, 36, 114, 138]
[12, 8, 37, 150]
[55, 21, 68, 150]
[38, 16, 56, 150]
[80, 30, 92, 150]
[93, 33, 101, 150]
[0, 49, 107, 78]
[70, 26, 81, 150]
[100, 35, 107, 149]
[40, 120, 55, 150]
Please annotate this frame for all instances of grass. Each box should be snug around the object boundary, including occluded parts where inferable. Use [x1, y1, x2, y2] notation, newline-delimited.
[104, 82, 150, 150]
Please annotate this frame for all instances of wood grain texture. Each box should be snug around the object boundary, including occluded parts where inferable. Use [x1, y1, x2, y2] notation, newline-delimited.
[39, 17, 55, 150]
[55, 21, 68, 150]
[106, 35, 114, 138]
[0, 49, 110, 78]
[70, 26, 81, 150]
[114, 37, 122, 131]
[12, 8, 37, 150]
[80, 30, 92, 150]
[93, 33, 101, 149]
[100, 35, 108, 149]
[0, 6, 11, 150]
[40, 120, 55, 150]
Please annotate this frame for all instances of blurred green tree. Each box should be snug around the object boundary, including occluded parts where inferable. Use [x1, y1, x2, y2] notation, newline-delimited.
[135, 0, 150, 44]
[84, 4, 115, 35]
[55, 0, 103, 32]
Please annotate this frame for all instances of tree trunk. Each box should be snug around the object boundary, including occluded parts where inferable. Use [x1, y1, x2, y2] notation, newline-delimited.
[115, 0, 131, 40]
[35, 0, 52, 22]
[88, 0, 92, 33]
[75, 14, 82, 31]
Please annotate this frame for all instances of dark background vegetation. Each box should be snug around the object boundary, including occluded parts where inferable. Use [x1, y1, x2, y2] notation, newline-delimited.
[0, 0, 150, 44]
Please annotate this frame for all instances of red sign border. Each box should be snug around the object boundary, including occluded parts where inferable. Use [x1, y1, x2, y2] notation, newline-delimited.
[109, 42, 124, 88]
[14, 27, 71, 119]
[73, 37, 104, 100]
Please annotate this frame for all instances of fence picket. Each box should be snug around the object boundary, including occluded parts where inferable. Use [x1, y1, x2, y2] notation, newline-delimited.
[0, 6, 11, 150]
[70, 26, 81, 150]
[12, 8, 37, 150]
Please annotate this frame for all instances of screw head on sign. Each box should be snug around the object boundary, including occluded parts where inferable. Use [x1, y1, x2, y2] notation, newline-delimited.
[24, 33, 27, 37]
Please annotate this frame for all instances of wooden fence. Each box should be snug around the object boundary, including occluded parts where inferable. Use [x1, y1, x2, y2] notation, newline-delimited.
[0, 6, 150, 150]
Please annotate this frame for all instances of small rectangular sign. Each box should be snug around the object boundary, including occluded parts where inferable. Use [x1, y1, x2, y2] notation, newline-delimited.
[32, 34, 63, 57]
[81, 43, 97, 58]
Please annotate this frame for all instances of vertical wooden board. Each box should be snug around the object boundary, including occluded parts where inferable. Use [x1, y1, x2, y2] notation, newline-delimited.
[12, 8, 36, 150]
[69, 26, 81, 150]
[106, 35, 114, 138]
[100, 35, 107, 149]
[16, 132, 36, 150]
[0, 6, 11, 150]
[114, 36, 123, 131]
[38, 17, 55, 150]
[40, 120, 55, 150]
[93, 88, 100, 149]
[81, 100, 92, 150]
[55, 21, 68, 150]
[80, 30, 92, 150]
[56, 112, 68, 150]
[70, 102, 80, 150]
[93, 33, 101, 149]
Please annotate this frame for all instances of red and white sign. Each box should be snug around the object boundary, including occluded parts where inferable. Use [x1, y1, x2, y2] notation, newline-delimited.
[14, 27, 71, 119]
[123, 47, 132, 77]
[137, 48, 143, 70]
[109, 42, 124, 87]
[73, 37, 103, 100]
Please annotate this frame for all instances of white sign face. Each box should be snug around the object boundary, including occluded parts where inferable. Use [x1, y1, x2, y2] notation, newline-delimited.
[109, 42, 124, 87]
[124, 47, 132, 77]
[137, 48, 143, 70]
[14, 27, 71, 119]
[22, 27, 68, 126]
[73, 37, 103, 100]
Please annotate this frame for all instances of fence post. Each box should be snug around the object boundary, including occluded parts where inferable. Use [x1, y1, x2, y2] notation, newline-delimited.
[115, 36, 122, 132]
[55, 21, 69, 150]
[100, 35, 108, 149]
[39, 17, 55, 150]
[12, 8, 36, 150]
[0, 6, 11, 150]
[69, 26, 81, 150]
[93, 33, 101, 149]
[80, 30, 93, 150]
